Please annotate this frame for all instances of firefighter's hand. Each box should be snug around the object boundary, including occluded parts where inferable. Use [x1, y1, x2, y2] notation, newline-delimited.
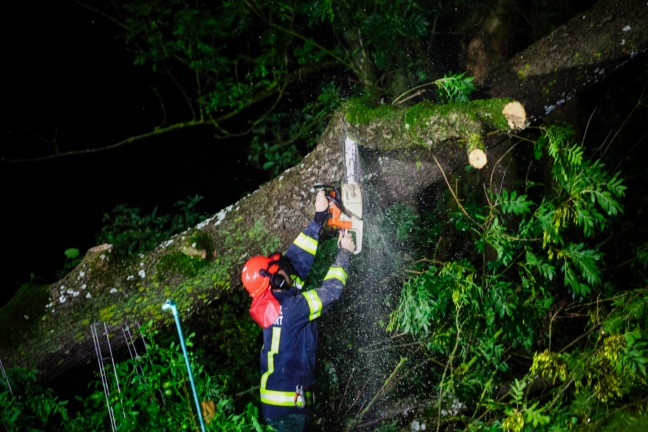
[315, 190, 328, 212]
[338, 231, 356, 254]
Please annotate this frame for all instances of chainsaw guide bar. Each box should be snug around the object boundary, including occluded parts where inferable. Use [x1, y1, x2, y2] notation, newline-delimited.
[315, 135, 364, 254]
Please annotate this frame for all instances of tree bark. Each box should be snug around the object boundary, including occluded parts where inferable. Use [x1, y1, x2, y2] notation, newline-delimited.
[481, 0, 648, 121]
[0, 0, 646, 383]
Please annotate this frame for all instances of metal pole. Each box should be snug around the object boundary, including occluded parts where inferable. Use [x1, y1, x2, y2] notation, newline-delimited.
[90, 323, 119, 431]
[0, 359, 13, 396]
[162, 299, 207, 432]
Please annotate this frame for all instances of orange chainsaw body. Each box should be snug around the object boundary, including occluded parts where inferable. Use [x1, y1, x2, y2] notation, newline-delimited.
[326, 190, 353, 231]
[323, 184, 363, 253]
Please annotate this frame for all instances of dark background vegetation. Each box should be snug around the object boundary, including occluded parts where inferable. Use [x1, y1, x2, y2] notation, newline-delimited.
[1, 1, 268, 307]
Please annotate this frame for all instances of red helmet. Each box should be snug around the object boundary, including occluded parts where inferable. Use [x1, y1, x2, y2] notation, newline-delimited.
[241, 254, 280, 298]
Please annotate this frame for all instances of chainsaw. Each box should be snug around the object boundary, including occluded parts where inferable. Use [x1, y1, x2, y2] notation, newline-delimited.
[315, 135, 364, 254]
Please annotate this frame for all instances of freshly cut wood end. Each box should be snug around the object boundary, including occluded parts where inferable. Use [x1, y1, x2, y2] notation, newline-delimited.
[469, 149, 487, 169]
[502, 101, 526, 130]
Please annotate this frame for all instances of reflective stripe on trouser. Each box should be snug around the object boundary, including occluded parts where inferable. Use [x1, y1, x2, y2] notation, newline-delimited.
[260, 389, 314, 407]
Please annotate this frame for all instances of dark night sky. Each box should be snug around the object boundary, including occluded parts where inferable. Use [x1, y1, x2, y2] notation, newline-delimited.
[1, 2, 266, 306]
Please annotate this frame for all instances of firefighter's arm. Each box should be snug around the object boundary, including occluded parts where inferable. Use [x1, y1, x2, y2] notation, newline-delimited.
[285, 191, 329, 278]
[301, 233, 354, 320]
[320, 231, 355, 303]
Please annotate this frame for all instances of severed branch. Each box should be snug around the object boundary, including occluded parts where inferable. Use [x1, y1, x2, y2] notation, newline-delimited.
[466, 101, 527, 169]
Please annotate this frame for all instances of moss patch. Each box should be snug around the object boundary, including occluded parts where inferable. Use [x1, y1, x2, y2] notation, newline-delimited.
[157, 252, 208, 278]
[345, 97, 514, 140]
[344, 98, 402, 125]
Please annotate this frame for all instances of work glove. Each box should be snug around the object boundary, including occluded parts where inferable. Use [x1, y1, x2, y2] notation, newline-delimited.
[314, 190, 329, 224]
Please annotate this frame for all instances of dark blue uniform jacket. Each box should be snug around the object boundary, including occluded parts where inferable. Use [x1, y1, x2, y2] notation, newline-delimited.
[259, 218, 351, 420]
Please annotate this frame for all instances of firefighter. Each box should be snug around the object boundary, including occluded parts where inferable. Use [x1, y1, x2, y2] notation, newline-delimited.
[241, 190, 356, 431]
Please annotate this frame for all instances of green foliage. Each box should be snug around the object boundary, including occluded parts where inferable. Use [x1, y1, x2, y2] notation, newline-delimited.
[392, 72, 476, 105]
[538, 125, 626, 240]
[0, 323, 269, 431]
[248, 81, 343, 176]
[96, 1, 483, 176]
[434, 72, 476, 103]
[388, 124, 648, 429]
[57, 248, 81, 279]
[192, 290, 261, 395]
[349, 0, 430, 72]
[0, 367, 70, 431]
[96, 195, 206, 258]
